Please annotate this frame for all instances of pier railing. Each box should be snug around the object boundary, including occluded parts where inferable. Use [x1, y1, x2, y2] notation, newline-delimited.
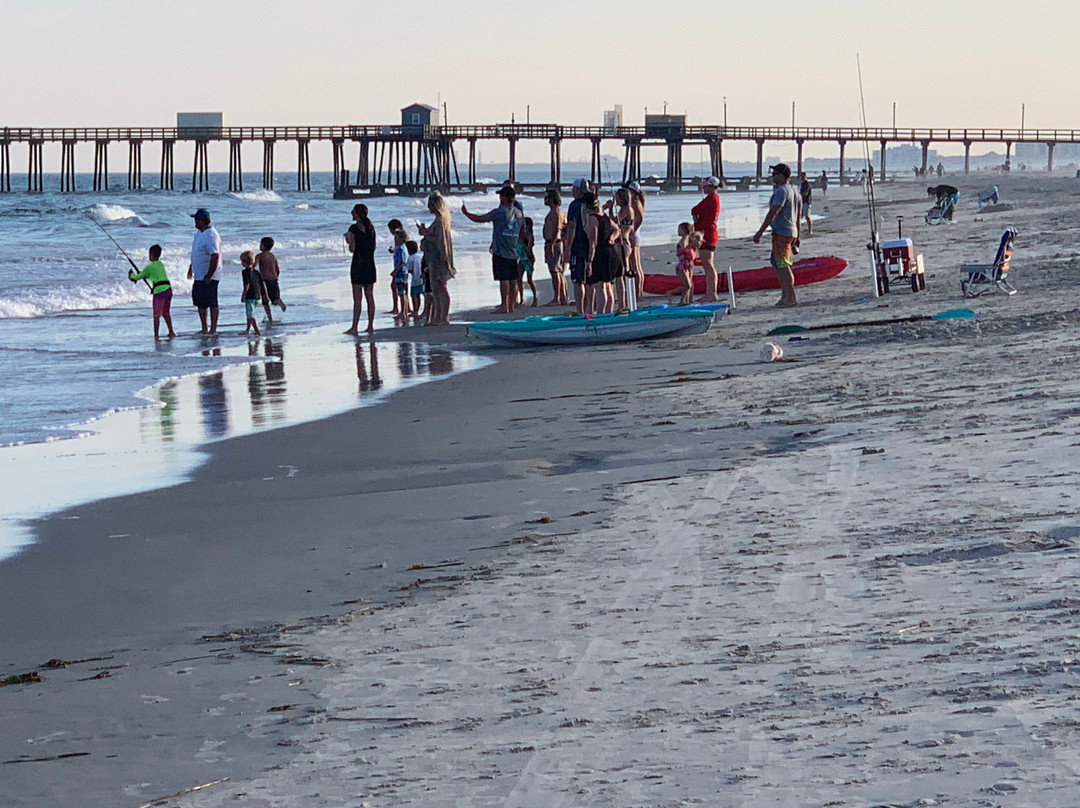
[0, 123, 1075, 195]
[3, 124, 1080, 144]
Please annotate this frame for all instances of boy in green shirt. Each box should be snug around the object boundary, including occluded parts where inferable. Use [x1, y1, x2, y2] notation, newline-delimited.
[129, 244, 176, 339]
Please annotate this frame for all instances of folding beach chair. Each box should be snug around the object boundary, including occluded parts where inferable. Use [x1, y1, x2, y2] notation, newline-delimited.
[925, 191, 959, 224]
[960, 227, 1017, 297]
[978, 186, 1000, 209]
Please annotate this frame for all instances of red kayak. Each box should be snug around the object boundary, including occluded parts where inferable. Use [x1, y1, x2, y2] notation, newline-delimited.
[643, 255, 848, 295]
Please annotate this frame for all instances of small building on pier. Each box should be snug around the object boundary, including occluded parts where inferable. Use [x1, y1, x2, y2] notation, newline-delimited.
[401, 103, 439, 130]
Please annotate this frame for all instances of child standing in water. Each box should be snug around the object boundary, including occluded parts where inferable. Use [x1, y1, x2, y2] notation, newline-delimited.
[674, 223, 701, 306]
[391, 229, 411, 324]
[386, 218, 404, 315]
[406, 240, 424, 321]
[239, 250, 263, 336]
[255, 236, 286, 323]
[516, 216, 538, 307]
[129, 244, 175, 339]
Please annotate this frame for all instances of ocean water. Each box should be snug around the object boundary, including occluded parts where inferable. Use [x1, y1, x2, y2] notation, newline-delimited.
[0, 169, 770, 560]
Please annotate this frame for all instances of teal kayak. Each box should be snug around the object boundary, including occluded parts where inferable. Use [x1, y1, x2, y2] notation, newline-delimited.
[466, 305, 722, 347]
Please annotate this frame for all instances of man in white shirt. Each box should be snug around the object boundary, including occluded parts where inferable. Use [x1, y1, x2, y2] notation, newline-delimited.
[186, 208, 222, 333]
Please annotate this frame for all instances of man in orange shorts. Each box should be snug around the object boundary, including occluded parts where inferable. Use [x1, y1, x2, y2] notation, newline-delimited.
[753, 163, 802, 308]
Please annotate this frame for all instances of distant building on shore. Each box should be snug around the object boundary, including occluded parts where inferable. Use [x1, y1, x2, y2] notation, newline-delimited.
[1014, 142, 1080, 165]
[603, 105, 623, 134]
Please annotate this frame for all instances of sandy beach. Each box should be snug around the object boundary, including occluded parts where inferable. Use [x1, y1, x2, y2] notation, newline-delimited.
[5, 175, 1080, 806]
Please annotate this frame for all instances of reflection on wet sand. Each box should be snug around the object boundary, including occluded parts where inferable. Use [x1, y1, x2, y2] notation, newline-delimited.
[356, 342, 383, 393]
[198, 372, 229, 438]
[248, 340, 288, 429]
[140, 338, 488, 448]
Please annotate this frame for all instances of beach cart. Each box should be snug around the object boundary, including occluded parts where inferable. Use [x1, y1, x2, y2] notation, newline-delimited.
[875, 218, 926, 294]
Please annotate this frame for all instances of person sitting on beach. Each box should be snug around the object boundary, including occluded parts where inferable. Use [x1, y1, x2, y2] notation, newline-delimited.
[674, 222, 700, 306]
[255, 237, 286, 324]
[239, 250, 263, 336]
[128, 244, 175, 339]
[386, 218, 405, 316]
[516, 216, 538, 307]
[406, 240, 424, 322]
[542, 188, 567, 306]
[391, 229, 411, 323]
[583, 192, 618, 315]
[461, 185, 523, 315]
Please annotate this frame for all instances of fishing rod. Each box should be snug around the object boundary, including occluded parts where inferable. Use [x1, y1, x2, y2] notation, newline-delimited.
[83, 211, 151, 289]
[856, 54, 882, 299]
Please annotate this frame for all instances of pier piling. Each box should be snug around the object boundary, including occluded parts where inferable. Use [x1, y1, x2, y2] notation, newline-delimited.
[127, 140, 142, 190]
[192, 140, 209, 192]
[60, 140, 76, 192]
[228, 139, 243, 192]
[0, 139, 10, 193]
[93, 140, 109, 192]
[262, 139, 275, 190]
[297, 139, 311, 191]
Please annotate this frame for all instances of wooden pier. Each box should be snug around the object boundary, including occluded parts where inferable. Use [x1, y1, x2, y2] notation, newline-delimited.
[1, 123, 1077, 195]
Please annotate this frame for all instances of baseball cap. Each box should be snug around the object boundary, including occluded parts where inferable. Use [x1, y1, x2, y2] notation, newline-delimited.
[769, 164, 791, 179]
[497, 185, 516, 197]
[572, 178, 591, 191]
[626, 181, 641, 192]
[701, 175, 721, 189]
[190, 208, 211, 221]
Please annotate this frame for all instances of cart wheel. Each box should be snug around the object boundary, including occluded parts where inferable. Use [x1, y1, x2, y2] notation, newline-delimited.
[911, 273, 920, 293]
[918, 274, 926, 291]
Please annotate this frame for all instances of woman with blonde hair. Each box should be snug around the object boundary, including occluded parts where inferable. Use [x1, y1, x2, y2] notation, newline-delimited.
[418, 192, 456, 326]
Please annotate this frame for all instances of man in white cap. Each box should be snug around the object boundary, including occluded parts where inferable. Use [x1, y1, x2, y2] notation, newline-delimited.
[753, 163, 801, 308]
[690, 176, 722, 302]
[186, 208, 222, 333]
[562, 178, 592, 312]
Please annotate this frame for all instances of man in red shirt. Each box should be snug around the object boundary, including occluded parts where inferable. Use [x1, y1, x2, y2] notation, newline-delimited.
[691, 176, 722, 301]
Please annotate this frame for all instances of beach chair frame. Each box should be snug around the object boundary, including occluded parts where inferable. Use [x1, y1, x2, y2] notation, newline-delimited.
[925, 192, 959, 225]
[960, 227, 1017, 297]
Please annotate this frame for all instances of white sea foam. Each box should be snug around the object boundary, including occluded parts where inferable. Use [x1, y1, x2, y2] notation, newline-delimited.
[229, 189, 284, 203]
[0, 283, 145, 319]
[87, 203, 148, 226]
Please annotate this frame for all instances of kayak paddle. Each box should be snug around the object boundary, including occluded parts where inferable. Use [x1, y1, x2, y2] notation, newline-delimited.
[768, 308, 976, 336]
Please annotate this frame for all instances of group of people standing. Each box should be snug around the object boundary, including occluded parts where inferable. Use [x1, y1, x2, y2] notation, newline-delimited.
[129, 207, 286, 338]
[131, 168, 810, 339]
[461, 178, 649, 317]
[343, 193, 457, 335]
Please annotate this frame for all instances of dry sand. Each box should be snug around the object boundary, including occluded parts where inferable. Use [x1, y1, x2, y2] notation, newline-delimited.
[4, 175, 1080, 806]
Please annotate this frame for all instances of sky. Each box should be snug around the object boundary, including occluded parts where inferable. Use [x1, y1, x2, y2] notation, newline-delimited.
[2, 0, 1077, 169]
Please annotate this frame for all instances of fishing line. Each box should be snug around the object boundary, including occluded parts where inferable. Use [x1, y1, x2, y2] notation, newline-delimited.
[82, 211, 150, 289]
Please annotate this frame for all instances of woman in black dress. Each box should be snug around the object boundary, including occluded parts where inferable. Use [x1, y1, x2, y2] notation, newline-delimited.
[344, 203, 377, 334]
[584, 192, 618, 314]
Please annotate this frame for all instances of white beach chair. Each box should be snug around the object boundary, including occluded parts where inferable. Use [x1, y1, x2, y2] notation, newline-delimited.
[960, 227, 1017, 297]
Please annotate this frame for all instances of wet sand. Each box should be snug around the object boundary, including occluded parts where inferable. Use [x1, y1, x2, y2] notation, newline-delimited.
[5, 175, 1080, 806]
